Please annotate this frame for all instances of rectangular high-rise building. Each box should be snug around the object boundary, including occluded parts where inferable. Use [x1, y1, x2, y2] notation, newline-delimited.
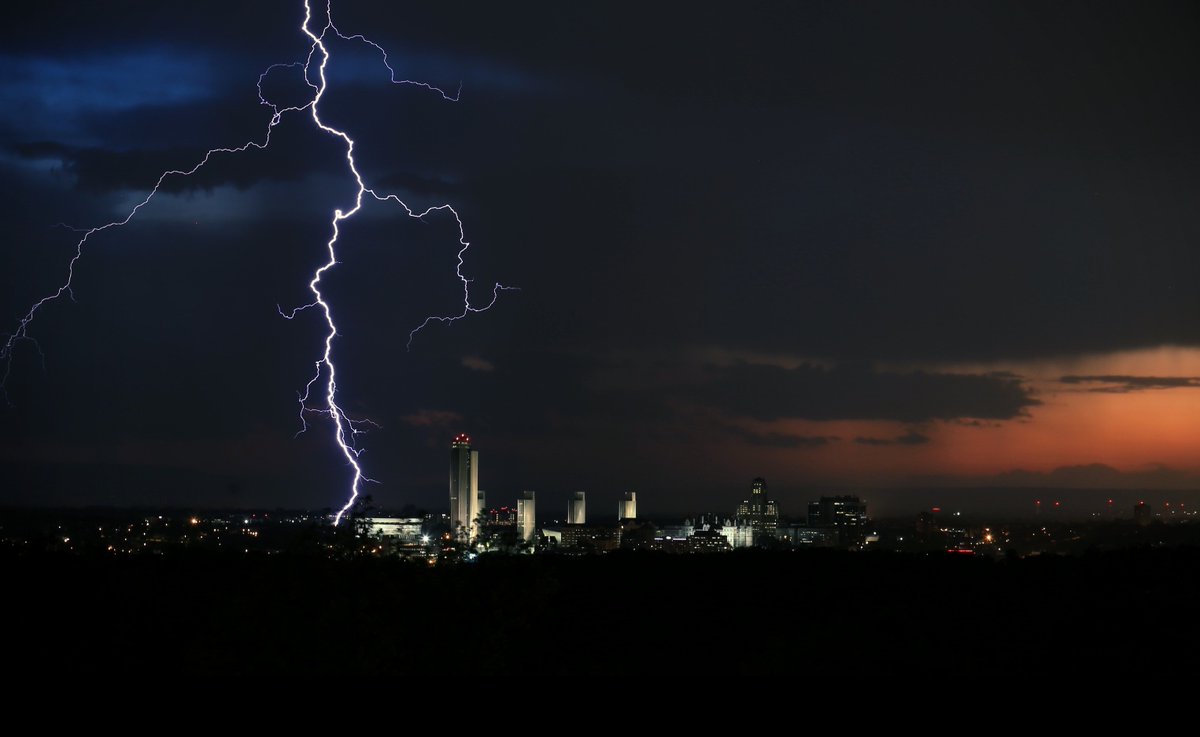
[449, 434, 480, 540]
[518, 491, 536, 542]
[568, 491, 586, 525]
[807, 495, 868, 545]
[735, 477, 780, 542]
[619, 491, 637, 520]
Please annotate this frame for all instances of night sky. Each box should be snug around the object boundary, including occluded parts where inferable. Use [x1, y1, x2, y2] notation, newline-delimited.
[3, 1, 1199, 516]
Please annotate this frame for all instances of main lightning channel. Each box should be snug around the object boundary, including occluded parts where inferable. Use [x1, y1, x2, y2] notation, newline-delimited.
[1, 0, 512, 526]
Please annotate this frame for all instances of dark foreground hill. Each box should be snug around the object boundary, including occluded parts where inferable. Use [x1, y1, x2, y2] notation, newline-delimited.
[5, 548, 1198, 675]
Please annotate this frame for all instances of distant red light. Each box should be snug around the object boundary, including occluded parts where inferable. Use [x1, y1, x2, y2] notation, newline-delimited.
[1053, 501, 1061, 507]
[931, 507, 941, 513]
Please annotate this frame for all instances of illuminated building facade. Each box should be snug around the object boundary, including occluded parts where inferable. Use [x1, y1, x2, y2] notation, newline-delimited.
[735, 478, 779, 540]
[619, 491, 637, 520]
[362, 517, 424, 544]
[775, 525, 837, 547]
[487, 506, 518, 526]
[557, 524, 620, 551]
[568, 491, 586, 525]
[721, 522, 755, 548]
[688, 529, 732, 552]
[449, 434, 480, 540]
[518, 491, 536, 542]
[686, 514, 756, 548]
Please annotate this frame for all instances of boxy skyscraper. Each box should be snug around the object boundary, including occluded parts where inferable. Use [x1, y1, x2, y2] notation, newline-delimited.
[449, 434, 480, 540]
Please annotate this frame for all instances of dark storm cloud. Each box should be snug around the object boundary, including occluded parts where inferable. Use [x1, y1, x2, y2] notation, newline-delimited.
[371, 170, 459, 198]
[855, 431, 931, 447]
[446, 350, 1034, 437]
[0, 49, 215, 124]
[324, 44, 550, 99]
[991, 463, 1199, 490]
[699, 362, 1038, 423]
[5, 0, 1200, 511]
[401, 409, 464, 428]
[722, 426, 838, 449]
[1059, 375, 1200, 392]
[896, 430, 931, 445]
[9, 120, 347, 196]
[465, 1, 1200, 363]
[947, 419, 1000, 428]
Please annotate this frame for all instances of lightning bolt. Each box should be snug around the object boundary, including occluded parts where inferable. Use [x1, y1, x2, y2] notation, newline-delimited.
[0, 0, 513, 526]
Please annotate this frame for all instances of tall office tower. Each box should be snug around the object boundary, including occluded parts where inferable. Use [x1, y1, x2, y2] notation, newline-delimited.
[735, 477, 780, 534]
[807, 495, 868, 544]
[449, 434, 480, 540]
[568, 491, 587, 525]
[619, 491, 637, 520]
[518, 491, 537, 542]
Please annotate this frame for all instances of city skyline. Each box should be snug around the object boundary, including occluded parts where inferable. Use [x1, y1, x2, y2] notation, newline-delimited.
[3, 2, 1200, 514]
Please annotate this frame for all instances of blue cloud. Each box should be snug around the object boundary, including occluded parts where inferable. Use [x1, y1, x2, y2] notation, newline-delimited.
[0, 49, 219, 143]
[2, 50, 214, 111]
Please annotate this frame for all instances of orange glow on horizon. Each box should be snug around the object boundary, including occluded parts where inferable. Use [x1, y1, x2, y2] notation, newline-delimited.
[713, 346, 1200, 485]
